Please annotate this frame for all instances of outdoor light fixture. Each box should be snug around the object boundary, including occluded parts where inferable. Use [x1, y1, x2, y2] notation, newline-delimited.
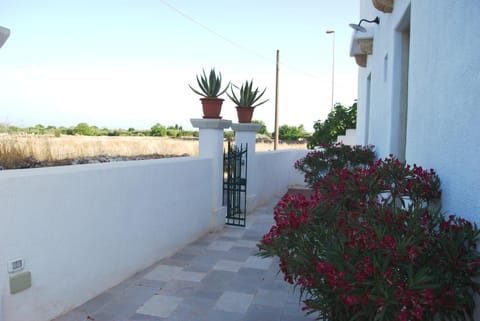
[0, 26, 10, 48]
[349, 17, 380, 33]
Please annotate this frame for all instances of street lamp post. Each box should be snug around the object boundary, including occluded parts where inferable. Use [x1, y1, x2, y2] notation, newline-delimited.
[326, 30, 335, 111]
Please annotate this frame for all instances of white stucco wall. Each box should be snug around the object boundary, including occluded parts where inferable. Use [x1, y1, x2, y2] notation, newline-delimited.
[0, 158, 213, 321]
[251, 149, 309, 208]
[356, 0, 480, 224]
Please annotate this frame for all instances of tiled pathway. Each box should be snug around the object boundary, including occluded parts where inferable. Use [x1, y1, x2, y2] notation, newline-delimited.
[53, 199, 316, 321]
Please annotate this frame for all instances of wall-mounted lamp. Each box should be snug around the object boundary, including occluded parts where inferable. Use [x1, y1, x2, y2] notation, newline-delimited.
[0, 26, 11, 48]
[349, 17, 380, 33]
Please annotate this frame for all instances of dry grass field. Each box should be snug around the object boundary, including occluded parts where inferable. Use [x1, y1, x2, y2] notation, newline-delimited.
[0, 134, 307, 169]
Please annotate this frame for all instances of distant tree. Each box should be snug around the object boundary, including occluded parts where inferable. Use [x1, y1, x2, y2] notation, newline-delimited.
[308, 102, 357, 148]
[73, 122, 95, 136]
[150, 123, 167, 136]
[252, 120, 269, 136]
[278, 124, 307, 140]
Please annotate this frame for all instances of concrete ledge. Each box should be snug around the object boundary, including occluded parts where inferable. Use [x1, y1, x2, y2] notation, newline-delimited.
[191, 118, 232, 129]
[231, 123, 262, 132]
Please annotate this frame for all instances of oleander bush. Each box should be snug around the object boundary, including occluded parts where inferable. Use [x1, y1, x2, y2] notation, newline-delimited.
[259, 148, 480, 321]
[294, 143, 376, 188]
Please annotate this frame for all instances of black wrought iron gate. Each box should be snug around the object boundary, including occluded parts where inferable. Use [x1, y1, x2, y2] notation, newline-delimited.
[223, 141, 248, 226]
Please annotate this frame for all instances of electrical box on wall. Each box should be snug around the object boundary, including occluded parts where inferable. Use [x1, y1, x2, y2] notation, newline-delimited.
[8, 258, 25, 273]
[9, 271, 32, 294]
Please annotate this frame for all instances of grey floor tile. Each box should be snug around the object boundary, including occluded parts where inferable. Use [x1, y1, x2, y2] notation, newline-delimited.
[206, 309, 244, 321]
[88, 311, 125, 321]
[168, 252, 196, 263]
[252, 289, 289, 307]
[157, 279, 202, 298]
[134, 279, 166, 290]
[212, 259, 243, 272]
[51, 310, 90, 321]
[136, 294, 183, 318]
[76, 292, 115, 314]
[200, 270, 237, 291]
[234, 239, 259, 248]
[128, 313, 165, 321]
[244, 304, 283, 321]
[243, 256, 274, 270]
[207, 240, 234, 251]
[213, 291, 254, 314]
[222, 227, 246, 238]
[173, 270, 206, 282]
[143, 265, 183, 282]
[191, 287, 223, 300]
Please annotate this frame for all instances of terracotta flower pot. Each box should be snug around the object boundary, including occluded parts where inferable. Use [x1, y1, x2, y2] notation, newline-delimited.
[236, 106, 255, 123]
[201, 98, 223, 119]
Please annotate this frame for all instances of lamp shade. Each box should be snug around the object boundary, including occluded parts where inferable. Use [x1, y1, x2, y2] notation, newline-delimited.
[0, 26, 11, 48]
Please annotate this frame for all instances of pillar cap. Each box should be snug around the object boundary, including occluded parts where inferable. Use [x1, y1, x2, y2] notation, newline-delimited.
[190, 118, 232, 129]
[231, 123, 262, 132]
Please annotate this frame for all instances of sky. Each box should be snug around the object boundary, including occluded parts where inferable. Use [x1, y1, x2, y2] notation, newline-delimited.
[0, 0, 360, 133]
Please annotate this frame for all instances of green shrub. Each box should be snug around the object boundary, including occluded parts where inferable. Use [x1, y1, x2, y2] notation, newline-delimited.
[259, 155, 480, 321]
[294, 143, 376, 188]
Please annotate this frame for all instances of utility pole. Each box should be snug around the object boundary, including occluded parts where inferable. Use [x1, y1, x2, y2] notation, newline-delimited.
[326, 30, 335, 110]
[274, 49, 280, 150]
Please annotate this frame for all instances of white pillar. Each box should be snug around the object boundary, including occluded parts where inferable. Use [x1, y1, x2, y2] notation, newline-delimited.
[231, 123, 262, 213]
[191, 118, 231, 231]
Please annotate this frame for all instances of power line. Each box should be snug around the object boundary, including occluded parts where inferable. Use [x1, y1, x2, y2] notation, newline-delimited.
[157, 0, 322, 81]
[158, 0, 269, 61]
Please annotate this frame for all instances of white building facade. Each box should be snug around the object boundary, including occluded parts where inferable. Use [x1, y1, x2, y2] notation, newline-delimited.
[353, 0, 480, 225]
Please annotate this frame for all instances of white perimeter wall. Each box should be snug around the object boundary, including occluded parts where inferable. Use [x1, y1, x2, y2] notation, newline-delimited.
[252, 149, 309, 208]
[356, 0, 480, 224]
[0, 157, 213, 321]
[0, 148, 307, 321]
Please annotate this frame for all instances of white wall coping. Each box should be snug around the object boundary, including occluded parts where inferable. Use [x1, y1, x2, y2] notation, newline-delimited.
[231, 123, 262, 132]
[190, 118, 232, 129]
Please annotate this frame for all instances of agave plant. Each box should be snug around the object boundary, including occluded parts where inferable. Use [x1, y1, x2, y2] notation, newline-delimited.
[189, 68, 229, 98]
[227, 80, 269, 108]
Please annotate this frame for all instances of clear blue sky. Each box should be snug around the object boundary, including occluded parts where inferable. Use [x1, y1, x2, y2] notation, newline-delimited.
[0, 0, 360, 132]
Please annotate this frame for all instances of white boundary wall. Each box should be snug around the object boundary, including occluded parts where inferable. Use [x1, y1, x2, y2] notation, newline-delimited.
[0, 157, 213, 321]
[0, 148, 308, 321]
[251, 150, 309, 208]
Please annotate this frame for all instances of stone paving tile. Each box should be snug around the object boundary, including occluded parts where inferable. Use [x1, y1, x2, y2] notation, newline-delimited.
[213, 291, 255, 314]
[212, 259, 244, 272]
[75, 292, 114, 315]
[136, 295, 183, 318]
[173, 270, 206, 282]
[157, 279, 202, 298]
[252, 289, 290, 307]
[235, 239, 259, 248]
[207, 240, 234, 251]
[243, 255, 273, 270]
[129, 313, 165, 321]
[51, 310, 90, 321]
[205, 309, 244, 321]
[200, 270, 236, 292]
[243, 303, 284, 321]
[222, 227, 245, 238]
[143, 265, 183, 282]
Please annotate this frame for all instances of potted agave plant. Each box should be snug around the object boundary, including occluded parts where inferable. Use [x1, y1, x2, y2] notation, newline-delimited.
[189, 68, 229, 119]
[227, 80, 269, 123]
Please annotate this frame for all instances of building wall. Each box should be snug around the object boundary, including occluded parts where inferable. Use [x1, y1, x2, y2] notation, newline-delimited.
[356, 0, 480, 224]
